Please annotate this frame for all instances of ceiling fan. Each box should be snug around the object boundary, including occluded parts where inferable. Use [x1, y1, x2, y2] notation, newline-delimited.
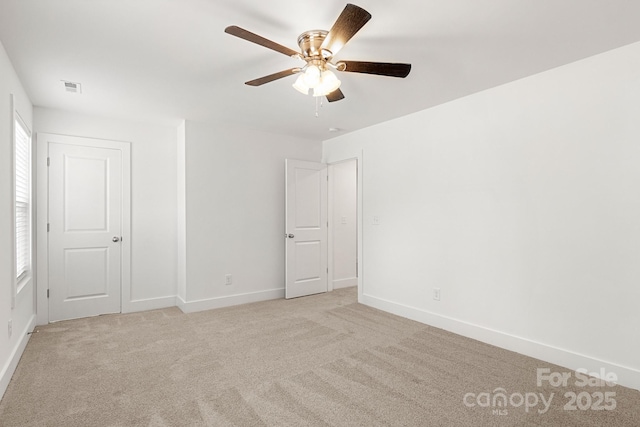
[224, 3, 411, 102]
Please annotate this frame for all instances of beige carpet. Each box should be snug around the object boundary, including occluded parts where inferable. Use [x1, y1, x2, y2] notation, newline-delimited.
[1, 287, 639, 426]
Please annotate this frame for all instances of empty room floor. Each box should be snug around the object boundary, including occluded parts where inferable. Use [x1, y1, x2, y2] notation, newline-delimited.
[1, 287, 639, 426]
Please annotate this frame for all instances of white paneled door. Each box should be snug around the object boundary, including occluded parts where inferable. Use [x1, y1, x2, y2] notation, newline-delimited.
[48, 141, 123, 322]
[285, 159, 328, 299]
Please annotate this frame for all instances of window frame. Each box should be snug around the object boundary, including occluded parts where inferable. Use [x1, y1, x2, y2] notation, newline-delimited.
[13, 108, 32, 303]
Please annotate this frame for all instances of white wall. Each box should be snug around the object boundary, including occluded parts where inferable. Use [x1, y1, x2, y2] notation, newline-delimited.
[33, 108, 178, 316]
[330, 159, 357, 289]
[324, 42, 640, 390]
[0, 41, 35, 399]
[177, 121, 322, 312]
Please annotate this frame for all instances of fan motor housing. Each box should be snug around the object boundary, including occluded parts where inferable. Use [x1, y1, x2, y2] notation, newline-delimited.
[297, 30, 331, 59]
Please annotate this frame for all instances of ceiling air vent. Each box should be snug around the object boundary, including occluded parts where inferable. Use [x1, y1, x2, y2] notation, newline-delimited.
[62, 80, 82, 93]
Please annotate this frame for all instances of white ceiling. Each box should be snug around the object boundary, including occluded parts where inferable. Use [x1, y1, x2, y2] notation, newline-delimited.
[1, 0, 640, 141]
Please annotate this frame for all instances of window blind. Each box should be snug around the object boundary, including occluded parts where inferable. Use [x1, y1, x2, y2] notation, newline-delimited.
[15, 118, 30, 280]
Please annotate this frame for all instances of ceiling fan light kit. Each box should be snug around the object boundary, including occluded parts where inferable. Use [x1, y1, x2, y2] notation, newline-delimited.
[292, 66, 342, 97]
[224, 3, 411, 103]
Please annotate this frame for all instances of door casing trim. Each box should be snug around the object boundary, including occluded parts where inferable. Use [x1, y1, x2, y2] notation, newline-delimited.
[322, 150, 364, 303]
[36, 133, 131, 324]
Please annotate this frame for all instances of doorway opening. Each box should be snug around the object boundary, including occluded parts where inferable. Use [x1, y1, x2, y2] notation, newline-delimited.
[284, 157, 359, 299]
[328, 158, 358, 292]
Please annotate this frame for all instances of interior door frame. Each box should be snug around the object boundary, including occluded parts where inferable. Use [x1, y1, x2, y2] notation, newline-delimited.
[326, 152, 364, 302]
[327, 158, 358, 292]
[36, 133, 131, 324]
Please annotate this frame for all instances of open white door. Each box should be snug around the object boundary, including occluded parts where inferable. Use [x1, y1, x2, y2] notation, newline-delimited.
[285, 159, 328, 299]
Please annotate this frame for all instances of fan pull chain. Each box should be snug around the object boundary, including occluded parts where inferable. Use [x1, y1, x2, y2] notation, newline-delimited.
[315, 96, 324, 118]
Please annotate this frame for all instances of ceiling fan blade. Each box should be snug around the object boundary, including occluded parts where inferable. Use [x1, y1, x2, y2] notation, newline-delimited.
[320, 4, 371, 57]
[225, 26, 300, 57]
[338, 61, 411, 78]
[326, 88, 345, 102]
[245, 68, 300, 86]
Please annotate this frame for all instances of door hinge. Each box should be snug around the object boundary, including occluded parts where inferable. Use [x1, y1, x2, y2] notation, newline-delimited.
[47, 157, 50, 166]
[47, 223, 50, 232]
[47, 289, 49, 298]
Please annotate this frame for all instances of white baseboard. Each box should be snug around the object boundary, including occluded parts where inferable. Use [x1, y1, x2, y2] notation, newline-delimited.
[0, 314, 36, 401]
[361, 293, 640, 392]
[177, 288, 285, 314]
[122, 296, 177, 314]
[332, 277, 357, 290]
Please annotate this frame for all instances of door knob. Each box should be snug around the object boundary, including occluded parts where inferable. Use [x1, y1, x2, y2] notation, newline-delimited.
[287, 234, 295, 239]
[112, 236, 121, 242]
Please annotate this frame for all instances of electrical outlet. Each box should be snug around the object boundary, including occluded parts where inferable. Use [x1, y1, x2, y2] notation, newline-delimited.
[225, 274, 233, 285]
[433, 288, 441, 301]
[8, 319, 12, 337]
